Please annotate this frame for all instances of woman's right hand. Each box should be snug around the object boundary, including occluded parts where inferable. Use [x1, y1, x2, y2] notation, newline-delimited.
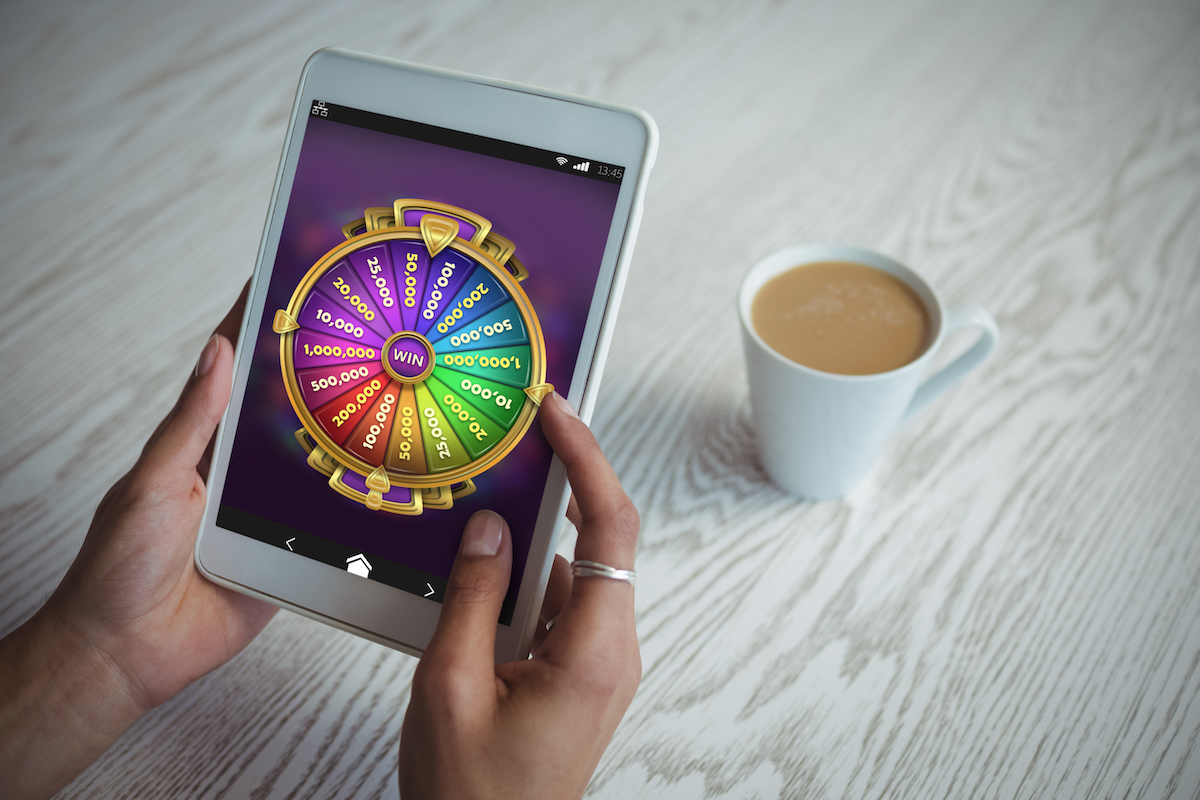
[399, 391, 641, 799]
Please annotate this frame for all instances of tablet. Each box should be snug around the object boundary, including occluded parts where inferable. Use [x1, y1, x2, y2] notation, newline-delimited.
[195, 49, 657, 660]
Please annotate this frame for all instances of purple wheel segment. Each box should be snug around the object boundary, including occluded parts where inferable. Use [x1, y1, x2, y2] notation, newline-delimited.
[415, 250, 478, 337]
[391, 241, 430, 333]
[347, 244, 403, 333]
[292, 329, 382, 369]
[315, 260, 392, 340]
[297, 290, 387, 348]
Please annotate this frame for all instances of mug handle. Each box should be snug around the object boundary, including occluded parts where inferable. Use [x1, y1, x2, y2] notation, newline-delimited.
[903, 306, 999, 421]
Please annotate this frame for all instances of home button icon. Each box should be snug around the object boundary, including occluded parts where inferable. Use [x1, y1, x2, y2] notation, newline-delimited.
[346, 553, 372, 578]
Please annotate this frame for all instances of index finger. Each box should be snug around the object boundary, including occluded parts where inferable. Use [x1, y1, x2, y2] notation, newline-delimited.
[539, 392, 640, 571]
[537, 392, 640, 668]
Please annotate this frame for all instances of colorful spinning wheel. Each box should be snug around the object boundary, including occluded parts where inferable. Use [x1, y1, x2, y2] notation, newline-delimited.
[272, 199, 553, 515]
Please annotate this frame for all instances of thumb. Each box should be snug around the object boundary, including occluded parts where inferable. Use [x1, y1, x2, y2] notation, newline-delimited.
[139, 334, 233, 481]
[421, 510, 513, 680]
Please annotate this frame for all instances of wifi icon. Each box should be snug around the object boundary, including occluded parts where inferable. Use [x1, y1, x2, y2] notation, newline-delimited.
[555, 156, 569, 166]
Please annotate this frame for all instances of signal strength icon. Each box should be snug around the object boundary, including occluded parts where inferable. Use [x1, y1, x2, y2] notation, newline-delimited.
[555, 156, 569, 166]
[573, 161, 590, 173]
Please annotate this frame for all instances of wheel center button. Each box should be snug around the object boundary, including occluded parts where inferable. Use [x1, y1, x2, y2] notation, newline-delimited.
[382, 331, 436, 384]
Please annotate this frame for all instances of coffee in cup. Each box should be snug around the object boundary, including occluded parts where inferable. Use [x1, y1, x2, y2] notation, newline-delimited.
[751, 261, 931, 376]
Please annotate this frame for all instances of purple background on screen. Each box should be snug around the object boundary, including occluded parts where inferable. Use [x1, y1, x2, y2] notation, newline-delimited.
[220, 115, 621, 609]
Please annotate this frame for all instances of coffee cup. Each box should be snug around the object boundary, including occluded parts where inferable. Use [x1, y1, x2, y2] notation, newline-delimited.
[738, 244, 999, 499]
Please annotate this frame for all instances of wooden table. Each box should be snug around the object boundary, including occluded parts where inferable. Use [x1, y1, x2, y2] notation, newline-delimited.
[3, 0, 1199, 796]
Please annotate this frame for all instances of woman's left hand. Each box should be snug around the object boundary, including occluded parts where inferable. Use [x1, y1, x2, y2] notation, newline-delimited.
[0, 283, 277, 800]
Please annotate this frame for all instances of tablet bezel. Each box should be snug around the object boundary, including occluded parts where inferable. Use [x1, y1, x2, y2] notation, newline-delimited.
[195, 48, 657, 661]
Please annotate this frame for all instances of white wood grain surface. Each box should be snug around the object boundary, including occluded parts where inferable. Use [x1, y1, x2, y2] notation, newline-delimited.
[2, 0, 1199, 797]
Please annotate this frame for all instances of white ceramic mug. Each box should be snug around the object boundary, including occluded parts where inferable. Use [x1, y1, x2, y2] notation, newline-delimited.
[738, 244, 999, 499]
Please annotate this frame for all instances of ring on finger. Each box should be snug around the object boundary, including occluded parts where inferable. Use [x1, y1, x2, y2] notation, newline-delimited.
[570, 559, 636, 588]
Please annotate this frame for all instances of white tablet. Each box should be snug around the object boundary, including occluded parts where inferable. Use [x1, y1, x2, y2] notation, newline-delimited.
[195, 49, 657, 660]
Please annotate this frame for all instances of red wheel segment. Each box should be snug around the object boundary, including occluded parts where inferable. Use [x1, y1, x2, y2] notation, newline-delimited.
[297, 361, 385, 410]
[312, 376, 387, 446]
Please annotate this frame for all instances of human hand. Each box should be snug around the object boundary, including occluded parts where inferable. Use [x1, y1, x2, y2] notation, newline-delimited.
[399, 392, 641, 800]
[0, 283, 277, 800]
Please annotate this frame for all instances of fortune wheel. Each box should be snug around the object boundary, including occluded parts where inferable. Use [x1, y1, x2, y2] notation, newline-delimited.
[272, 199, 553, 515]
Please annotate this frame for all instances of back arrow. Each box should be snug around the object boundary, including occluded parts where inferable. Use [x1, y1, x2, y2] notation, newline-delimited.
[285, 538, 295, 551]
[424, 583, 435, 597]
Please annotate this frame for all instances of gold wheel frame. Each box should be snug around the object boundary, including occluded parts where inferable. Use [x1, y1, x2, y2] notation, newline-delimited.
[278, 227, 547, 489]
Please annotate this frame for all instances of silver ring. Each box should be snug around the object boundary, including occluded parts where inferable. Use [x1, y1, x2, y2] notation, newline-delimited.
[571, 559, 636, 588]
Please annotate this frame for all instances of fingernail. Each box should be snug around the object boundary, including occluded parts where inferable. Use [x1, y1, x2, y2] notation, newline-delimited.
[195, 334, 219, 378]
[461, 510, 504, 557]
[551, 391, 578, 419]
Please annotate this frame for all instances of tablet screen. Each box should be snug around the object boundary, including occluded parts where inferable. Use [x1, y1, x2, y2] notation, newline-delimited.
[216, 100, 624, 624]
